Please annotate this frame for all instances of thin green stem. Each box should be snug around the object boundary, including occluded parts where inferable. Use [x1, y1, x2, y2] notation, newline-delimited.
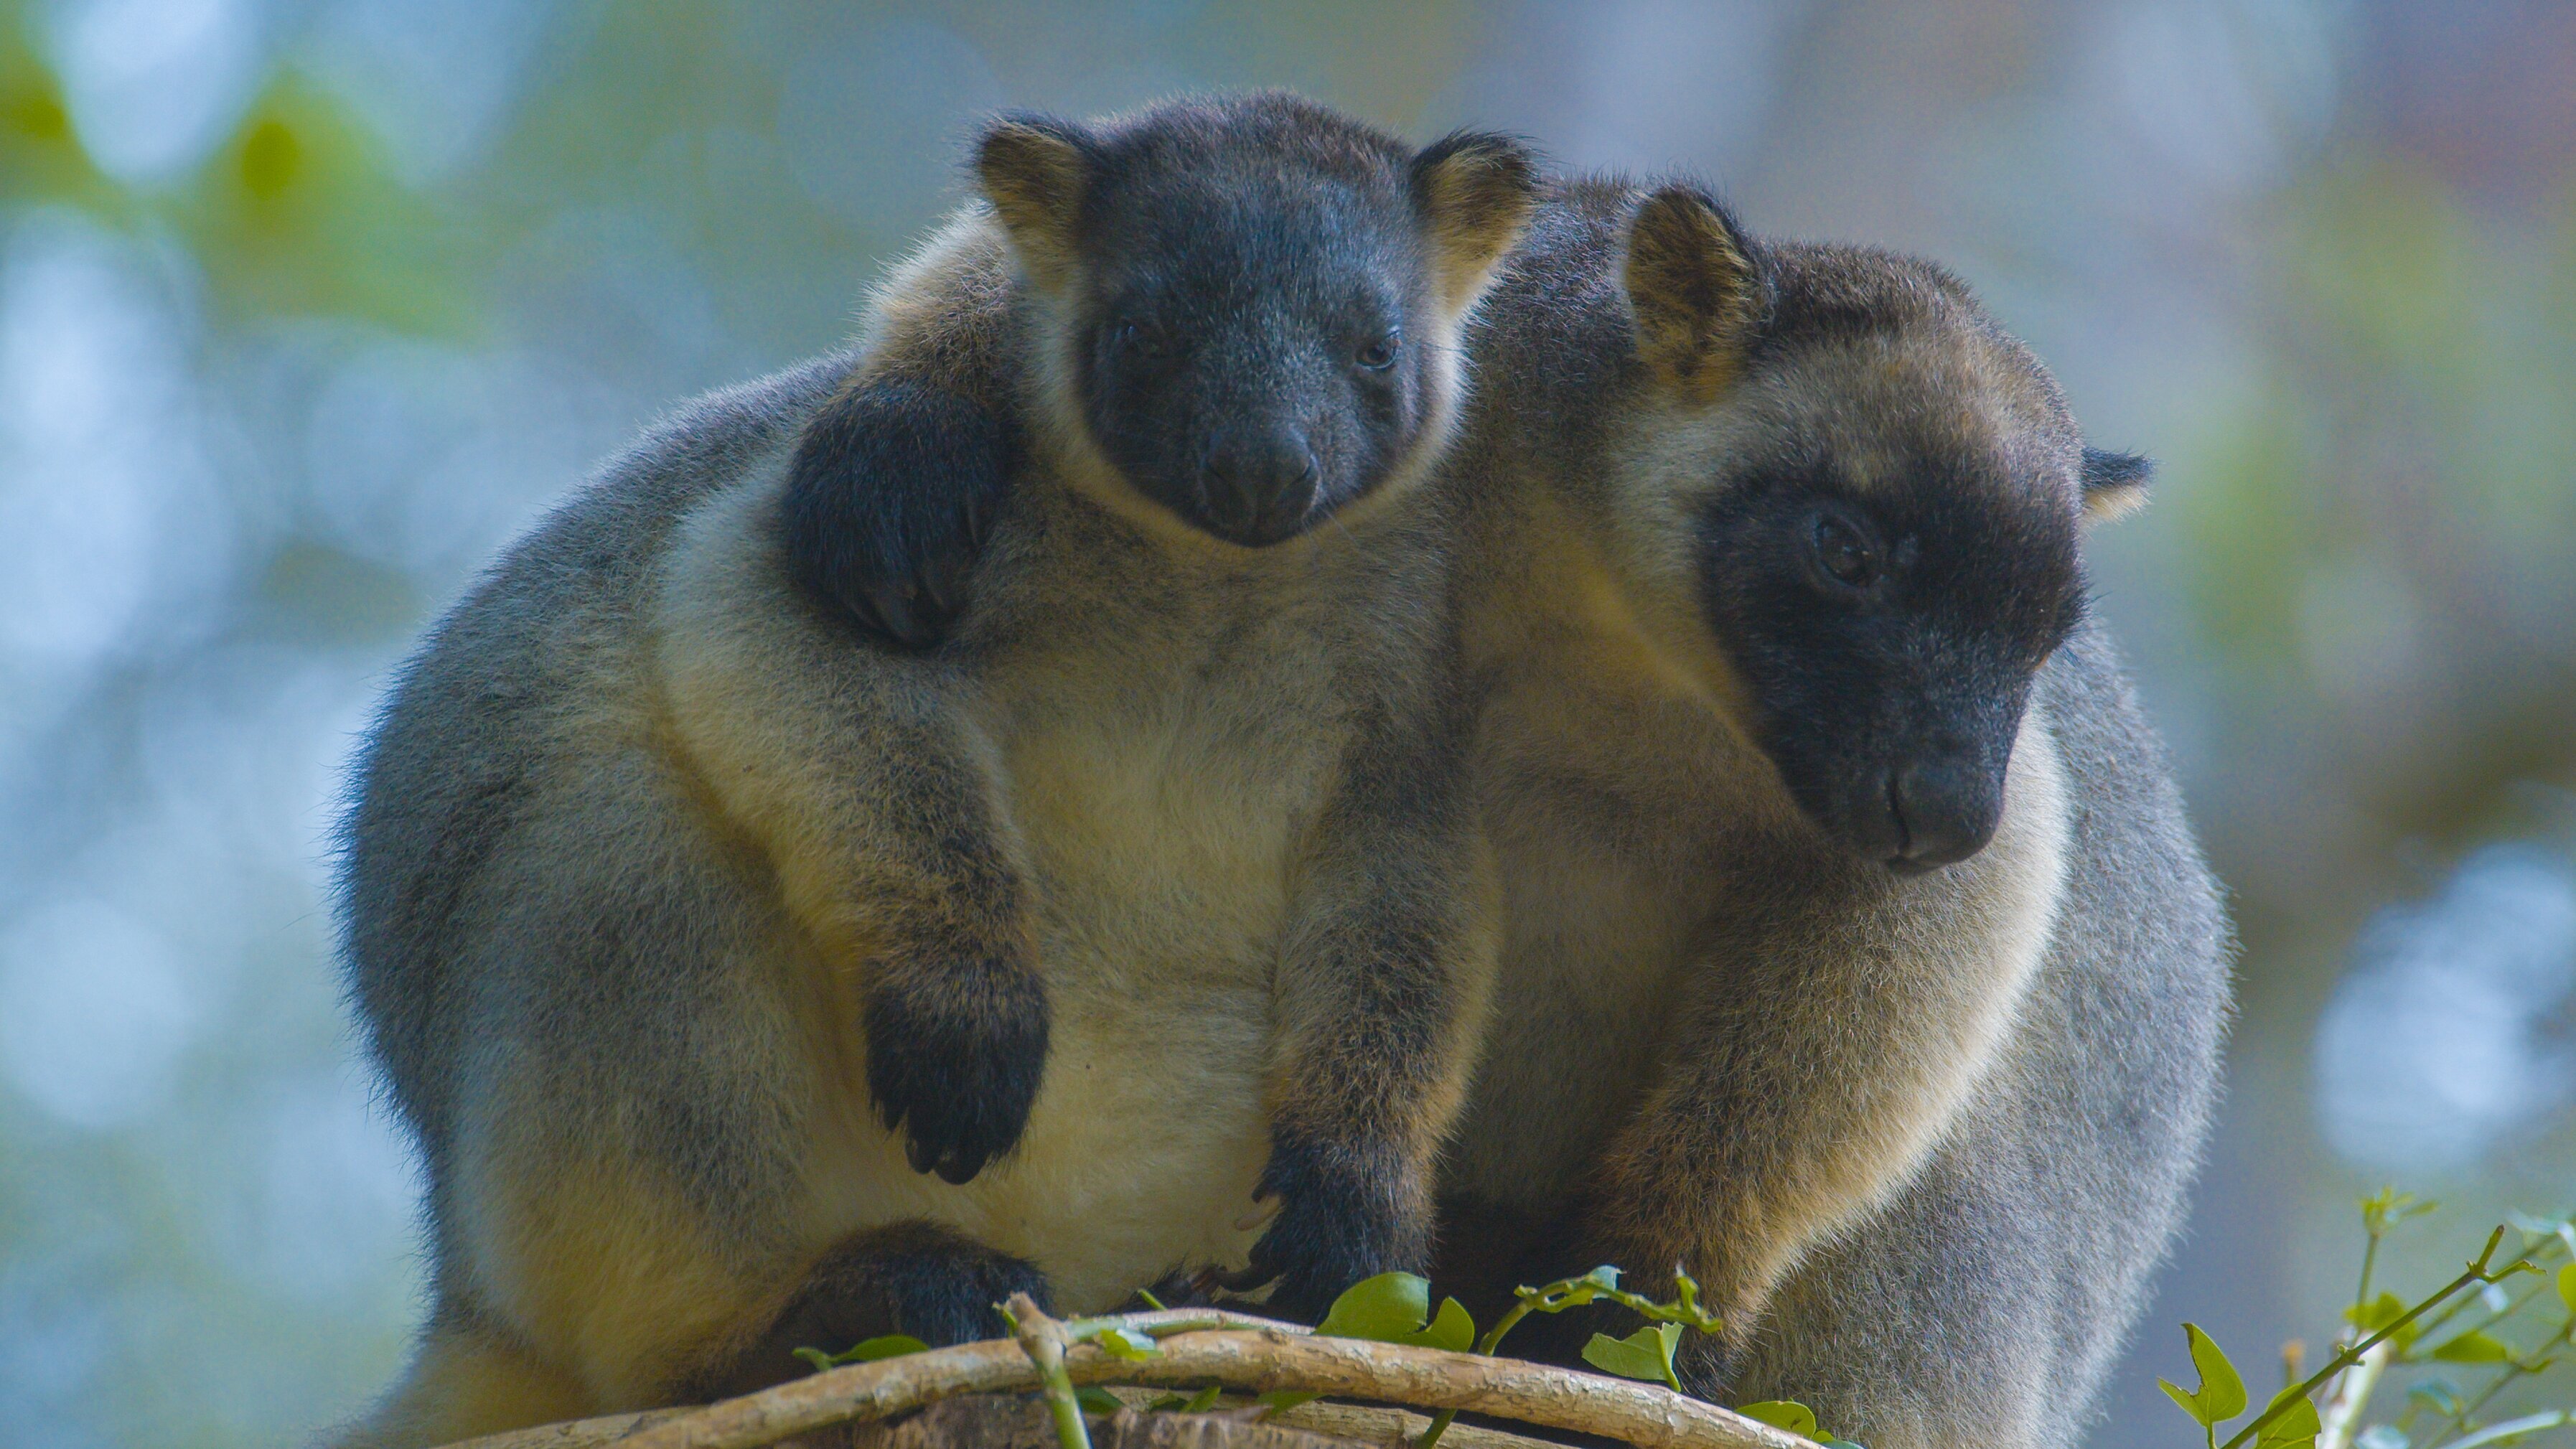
[1418, 1269, 1721, 1449]
[998, 1300, 1093, 1449]
[2221, 1227, 2526, 1449]
[1039, 1366, 1090, 1449]
[2444, 1409, 2575, 1449]
[1415, 1297, 1548, 1449]
[2421, 1239, 2567, 1341]
[2421, 1320, 2576, 1449]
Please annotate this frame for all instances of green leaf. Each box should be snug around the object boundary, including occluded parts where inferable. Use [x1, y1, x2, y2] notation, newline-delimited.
[1136, 1288, 1168, 1311]
[2162, 1379, 2210, 1425]
[2361, 1188, 2439, 1234]
[2255, 1394, 2322, 1449]
[1736, 1401, 1821, 1438]
[2160, 1324, 2248, 1427]
[1583, 1323, 1684, 1392]
[1092, 1325, 1161, 1361]
[1259, 1391, 1321, 1417]
[2409, 1381, 2464, 1417]
[1821, 1440, 1867, 1449]
[1312, 1272, 1476, 1351]
[1317, 1273, 1433, 1341]
[1415, 1296, 1476, 1353]
[2556, 1263, 2576, 1313]
[2344, 1293, 2420, 1349]
[1179, 1384, 1224, 1413]
[2430, 1330, 2514, 1363]
[794, 1333, 932, 1373]
[1076, 1387, 1127, 1415]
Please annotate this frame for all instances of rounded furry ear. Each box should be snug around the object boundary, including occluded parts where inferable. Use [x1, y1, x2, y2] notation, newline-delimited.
[975, 113, 1094, 295]
[1410, 130, 1540, 317]
[2080, 446, 2153, 524]
[1623, 187, 1762, 403]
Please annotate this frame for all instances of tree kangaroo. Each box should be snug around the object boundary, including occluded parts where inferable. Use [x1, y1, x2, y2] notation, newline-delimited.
[332, 94, 1536, 1446]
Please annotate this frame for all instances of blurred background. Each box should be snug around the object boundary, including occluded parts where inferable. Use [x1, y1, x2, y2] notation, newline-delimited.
[0, 1, 2570, 1444]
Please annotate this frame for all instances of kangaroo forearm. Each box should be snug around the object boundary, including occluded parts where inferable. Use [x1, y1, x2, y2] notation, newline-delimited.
[1582, 965, 2029, 1321]
[1269, 836, 1496, 1155]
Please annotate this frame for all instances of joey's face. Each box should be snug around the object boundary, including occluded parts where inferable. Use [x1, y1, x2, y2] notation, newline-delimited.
[1073, 187, 1444, 547]
[1694, 441, 2084, 871]
[974, 98, 1531, 550]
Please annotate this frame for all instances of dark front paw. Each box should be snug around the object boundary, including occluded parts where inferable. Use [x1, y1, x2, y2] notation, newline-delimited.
[783, 378, 1016, 652]
[703, 1221, 1052, 1397]
[1230, 1132, 1430, 1323]
[863, 962, 1048, 1185]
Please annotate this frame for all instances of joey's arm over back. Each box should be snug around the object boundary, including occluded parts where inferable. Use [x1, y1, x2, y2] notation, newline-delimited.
[784, 212, 1026, 650]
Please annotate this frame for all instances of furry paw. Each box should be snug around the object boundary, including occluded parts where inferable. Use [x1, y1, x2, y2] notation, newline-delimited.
[783, 378, 1016, 651]
[702, 1223, 1053, 1397]
[1226, 1133, 1430, 1323]
[863, 961, 1049, 1185]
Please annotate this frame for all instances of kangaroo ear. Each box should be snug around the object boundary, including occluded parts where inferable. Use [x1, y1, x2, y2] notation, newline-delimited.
[2080, 447, 2153, 523]
[976, 113, 1095, 296]
[1624, 186, 1763, 404]
[1411, 130, 1540, 317]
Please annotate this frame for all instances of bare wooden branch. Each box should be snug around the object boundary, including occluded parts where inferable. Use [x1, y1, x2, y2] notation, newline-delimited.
[443, 1410, 683, 1448]
[840, 1394, 1374, 1449]
[576, 1318, 1808, 1449]
[436, 1394, 1564, 1449]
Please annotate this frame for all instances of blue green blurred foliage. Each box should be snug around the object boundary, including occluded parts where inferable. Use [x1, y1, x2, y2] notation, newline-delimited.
[0, 4, 2568, 1447]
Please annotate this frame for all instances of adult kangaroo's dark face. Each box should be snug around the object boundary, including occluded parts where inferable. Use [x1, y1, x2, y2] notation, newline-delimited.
[1698, 446, 2084, 872]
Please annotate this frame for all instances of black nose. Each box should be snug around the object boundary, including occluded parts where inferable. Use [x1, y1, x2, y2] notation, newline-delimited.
[1197, 429, 1319, 545]
[1885, 753, 2004, 873]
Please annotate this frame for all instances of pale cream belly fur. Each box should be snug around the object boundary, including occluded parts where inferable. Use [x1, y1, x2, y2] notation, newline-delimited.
[794, 708, 1319, 1313]
[653, 462, 1343, 1315]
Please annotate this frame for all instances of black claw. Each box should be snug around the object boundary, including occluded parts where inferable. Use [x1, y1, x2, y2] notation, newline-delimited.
[863, 964, 1049, 1186]
[1236, 1133, 1428, 1323]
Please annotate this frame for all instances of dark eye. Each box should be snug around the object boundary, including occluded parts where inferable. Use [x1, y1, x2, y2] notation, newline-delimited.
[1810, 514, 1879, 590]
[1355, 329, 1400, 370]
[1111, 319, 1160, 357]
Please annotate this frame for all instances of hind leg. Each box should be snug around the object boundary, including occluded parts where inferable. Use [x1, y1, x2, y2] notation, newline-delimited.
[699, 1220, 1053, 1398]
[328, 1306, 593, 1449]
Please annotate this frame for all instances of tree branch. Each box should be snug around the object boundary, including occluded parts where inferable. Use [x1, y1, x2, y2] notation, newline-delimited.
[439, 1314, 1809, 1449]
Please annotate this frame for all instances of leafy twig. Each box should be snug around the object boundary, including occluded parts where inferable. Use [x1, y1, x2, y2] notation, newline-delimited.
[2221, 1227, 2530, 1449]
[1415, 1267, 1724, 1449]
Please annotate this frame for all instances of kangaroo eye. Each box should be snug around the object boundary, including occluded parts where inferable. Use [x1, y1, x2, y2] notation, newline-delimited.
[1810, 515, 1879, 589]
[1355, 330, 1400, 370]
[1111, 319, 1161, 357]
